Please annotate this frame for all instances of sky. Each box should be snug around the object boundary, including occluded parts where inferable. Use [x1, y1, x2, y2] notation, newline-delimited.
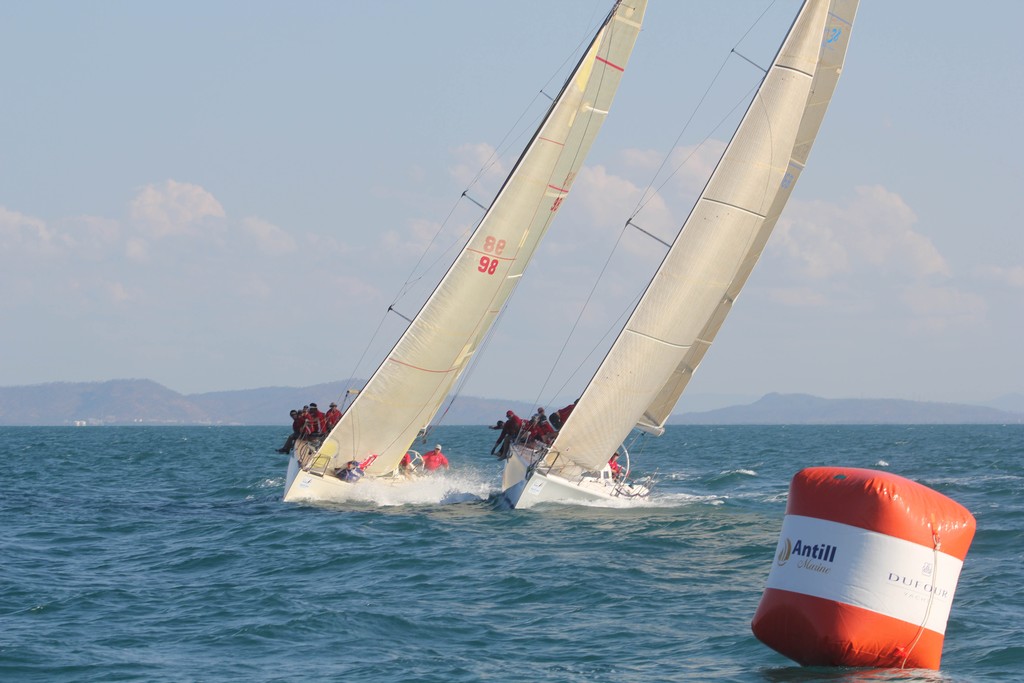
[2, 1, 1022, 409]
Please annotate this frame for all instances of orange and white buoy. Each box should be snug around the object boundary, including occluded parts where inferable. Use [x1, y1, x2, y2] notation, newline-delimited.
[751, 467, 975, 670]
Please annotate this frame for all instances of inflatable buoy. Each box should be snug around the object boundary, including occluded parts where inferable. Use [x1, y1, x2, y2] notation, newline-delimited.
[751, 467, 975, 670]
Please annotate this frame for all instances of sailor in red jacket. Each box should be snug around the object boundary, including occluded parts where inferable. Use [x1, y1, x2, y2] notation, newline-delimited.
[324, 402, 343, 432]
[422, 445, 449, 471]
[529, 418, 555, 445]
[550, 400, 577, 430]
[306, 403, 327, 436]
[298, 406, 314, 437]
[399, 452, 416, 477]
[504, 410, 523, 437]
[608, 452, 623, 479]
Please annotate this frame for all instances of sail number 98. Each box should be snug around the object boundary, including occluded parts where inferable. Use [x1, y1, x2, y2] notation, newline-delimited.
[478, 236, 506, 275]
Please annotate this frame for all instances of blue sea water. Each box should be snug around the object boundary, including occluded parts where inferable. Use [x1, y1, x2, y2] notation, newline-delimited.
[1, 424, 1021, 682]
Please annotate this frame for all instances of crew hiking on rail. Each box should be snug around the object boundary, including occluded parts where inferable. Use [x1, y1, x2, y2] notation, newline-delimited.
[489, 400, 578, 457]
[276, 401, 343, 454]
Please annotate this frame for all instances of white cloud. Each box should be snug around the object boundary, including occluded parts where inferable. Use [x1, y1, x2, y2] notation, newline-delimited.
[410, 217, 447, 246]
[765, 287, 828, 307]
[240, 217, 297, 255]
[773, 212, 850, 279]
[51, 215, 121, 260]
[382, 217, 464, 268]
[847, 186, 947, 276]
[107, 281, 133, 303]
[901, 284, 987, 331]
[758, 186, 997, 332]
[618, 141, 725, 220]
[773, 184, 948, 280]
[129, 180, 226, 239]
[570, 164, 676, 249]
[449, 142, 505, 189]
[0, 205, 57, 253]
[976, 264, 1024, 288]
[125, 237, 149, 262]
[574, 165, 644, 226]
[667, 140, 726, 196]
[621, 147, 666, 171]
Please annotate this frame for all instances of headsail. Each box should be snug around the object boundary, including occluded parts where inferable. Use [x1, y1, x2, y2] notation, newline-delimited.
[315, 0, 647, 477]
[547, 0, 858, 473]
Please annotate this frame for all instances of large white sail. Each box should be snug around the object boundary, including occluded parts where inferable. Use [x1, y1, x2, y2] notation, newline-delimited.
[548, 0, 857, 473]
[314, 0, 647, 477]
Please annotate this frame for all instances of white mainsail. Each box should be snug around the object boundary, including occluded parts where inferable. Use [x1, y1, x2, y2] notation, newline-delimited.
[545, 0, 858, 473]
[308, 0, 647, 479]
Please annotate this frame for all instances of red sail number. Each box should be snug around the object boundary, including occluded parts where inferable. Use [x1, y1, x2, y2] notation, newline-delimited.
[477, 235, 506, 275]
[478, 256, 499, 274]
[483, 236, 506, 255]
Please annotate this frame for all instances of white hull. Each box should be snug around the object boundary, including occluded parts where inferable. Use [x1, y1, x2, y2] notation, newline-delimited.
[501, 445, 651, 509]
[283, 453, 418, 504]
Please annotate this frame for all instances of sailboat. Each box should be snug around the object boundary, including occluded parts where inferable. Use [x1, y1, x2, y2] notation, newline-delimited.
[502, 0, 859, 509]
[284, 0, 647, 504]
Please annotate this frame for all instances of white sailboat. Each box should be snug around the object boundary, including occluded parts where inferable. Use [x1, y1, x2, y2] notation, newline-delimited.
[284, 0, 647, 504]
[502, 0, 859, 509]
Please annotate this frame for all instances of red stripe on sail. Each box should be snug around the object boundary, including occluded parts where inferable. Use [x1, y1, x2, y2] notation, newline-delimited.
[596, 55, 624, 72]
[387, 358, 456, 374]
[538, 136, 565, 147]
[466, 248, 512, 259]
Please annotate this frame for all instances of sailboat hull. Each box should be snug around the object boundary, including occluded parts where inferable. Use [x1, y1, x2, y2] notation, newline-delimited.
[501, 446, 651, 509]
[283, 456, 357, 503]
[282, 454, 417, 503]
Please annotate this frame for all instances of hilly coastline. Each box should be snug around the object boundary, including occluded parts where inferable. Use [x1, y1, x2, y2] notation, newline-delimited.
[1, 379, 1021, 426]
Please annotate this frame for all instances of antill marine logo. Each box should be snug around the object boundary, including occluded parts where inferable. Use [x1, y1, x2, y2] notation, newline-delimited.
[776, 537, 838, 574]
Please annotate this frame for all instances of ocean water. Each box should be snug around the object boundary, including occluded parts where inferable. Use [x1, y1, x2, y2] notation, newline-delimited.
[1, 424, 1021, 682]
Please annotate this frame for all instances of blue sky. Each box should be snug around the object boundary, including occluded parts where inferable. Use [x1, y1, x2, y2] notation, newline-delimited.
[2, 1, 1021, 409]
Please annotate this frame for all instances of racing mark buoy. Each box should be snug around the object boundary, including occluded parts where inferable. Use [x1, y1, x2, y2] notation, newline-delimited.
[751, 467, 975, 670]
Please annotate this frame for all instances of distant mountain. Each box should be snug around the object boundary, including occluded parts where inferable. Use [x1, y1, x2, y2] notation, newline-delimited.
[0, 379, 535, 427]
[0, 379, 209, 425]
[0, 381, 1021, 426]
[187, 381, 356, 426]
[986, 392, 1024, 414]
[674, 392, 759, 413]
[669, 393, 1023, 425]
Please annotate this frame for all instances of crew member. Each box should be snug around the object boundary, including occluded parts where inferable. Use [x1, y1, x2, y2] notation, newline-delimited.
[337, 460, 364, 483]
[422, 445, 449, 471]
[324, 402, 343, 432]
[608, 453, 623, 479]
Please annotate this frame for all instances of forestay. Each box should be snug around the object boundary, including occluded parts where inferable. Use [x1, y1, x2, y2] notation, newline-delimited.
[548, 0, 858, 473]
[315, 0, 647, 477]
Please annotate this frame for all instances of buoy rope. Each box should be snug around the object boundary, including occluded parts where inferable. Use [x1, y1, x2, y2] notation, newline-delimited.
[898, 521, 942, 669]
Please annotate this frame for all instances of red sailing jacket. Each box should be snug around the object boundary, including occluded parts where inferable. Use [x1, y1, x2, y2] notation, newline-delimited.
[422, 451, 449, 471]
